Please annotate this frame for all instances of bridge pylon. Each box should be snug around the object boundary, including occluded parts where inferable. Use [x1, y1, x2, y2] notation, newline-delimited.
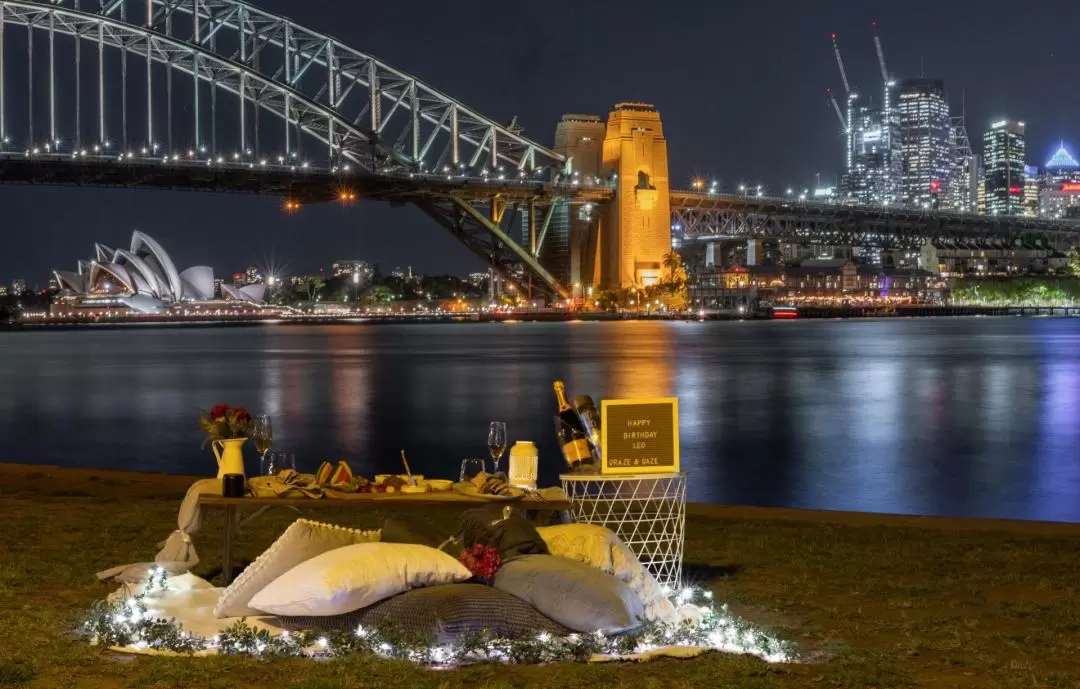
[555, 104, 672, 292]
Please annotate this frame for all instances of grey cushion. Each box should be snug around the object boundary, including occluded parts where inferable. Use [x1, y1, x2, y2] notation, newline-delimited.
[274, 583, 570, 643]
[494, 555, 644, 633]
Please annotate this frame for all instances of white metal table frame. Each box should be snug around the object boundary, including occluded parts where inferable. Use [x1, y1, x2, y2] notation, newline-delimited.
[560, 472, 688, 589]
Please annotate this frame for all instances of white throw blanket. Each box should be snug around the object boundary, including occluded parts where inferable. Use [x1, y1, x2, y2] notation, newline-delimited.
[96, 479, 222, 583]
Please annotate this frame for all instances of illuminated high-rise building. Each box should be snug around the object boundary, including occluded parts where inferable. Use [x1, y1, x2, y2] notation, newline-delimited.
[1023, 165, 1040, 217]
[841, 104, 900, 206]
[895, 78, 952, 208]
[983, 120, 1026, 216]
[1044, 142, 1080, 183]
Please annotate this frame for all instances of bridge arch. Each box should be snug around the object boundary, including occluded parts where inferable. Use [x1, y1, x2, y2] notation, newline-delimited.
[0, 0, 576, 298]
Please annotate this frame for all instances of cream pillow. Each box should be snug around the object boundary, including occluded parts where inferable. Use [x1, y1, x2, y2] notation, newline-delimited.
[248, 542, 472, 616]
[214, 519, 380, 618]
[536, 524, 677, 623]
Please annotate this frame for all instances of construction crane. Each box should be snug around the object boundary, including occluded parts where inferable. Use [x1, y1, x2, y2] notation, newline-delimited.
[871, 21, 889, 84]
[826, 88, 846, 130]
[830, 33, 855, 173]
[831, 33, 851, 95]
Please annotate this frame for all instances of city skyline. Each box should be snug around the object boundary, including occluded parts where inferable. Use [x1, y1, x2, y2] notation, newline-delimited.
[1, 0, 1079, 282]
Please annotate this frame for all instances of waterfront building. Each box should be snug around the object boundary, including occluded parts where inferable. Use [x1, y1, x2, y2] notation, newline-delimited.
[688, 261, 941, 306]
[244, 266, 263, 285]
[11, 278, 26, 295]
[895, 78, 952, 208]
[0, 285, 8, 297]
[231, 272, 245, 286]
[983, 120, 1026, 216]
[918, 237, 1066, 276]
[52, 231, 265, 314]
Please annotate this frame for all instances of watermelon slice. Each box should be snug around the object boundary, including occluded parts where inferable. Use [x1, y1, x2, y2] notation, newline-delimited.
[315, 461, 334, 486]
[330, 460, 354, 486]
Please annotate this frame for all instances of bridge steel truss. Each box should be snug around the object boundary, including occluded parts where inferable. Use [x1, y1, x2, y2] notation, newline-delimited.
[670, 192, 1080, 249]
[0, 0, 575, 297]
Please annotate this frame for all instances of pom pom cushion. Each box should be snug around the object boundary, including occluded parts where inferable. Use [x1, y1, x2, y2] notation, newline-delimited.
[248, 542, 471, 616]
[214, 519, 380, 618]
[494, 555, 643, 633]
[276, 583, 570, 643]
[537, 523, 677, 623]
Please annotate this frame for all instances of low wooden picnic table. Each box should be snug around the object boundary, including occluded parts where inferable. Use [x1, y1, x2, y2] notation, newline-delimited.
[198, 492, 572, 584]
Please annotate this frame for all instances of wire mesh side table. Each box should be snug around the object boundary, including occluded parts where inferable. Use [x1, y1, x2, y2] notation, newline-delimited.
[560, 472, 687, 589]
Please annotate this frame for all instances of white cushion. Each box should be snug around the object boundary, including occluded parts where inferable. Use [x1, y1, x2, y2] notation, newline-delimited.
[213, 519, 380, 618]
[247, 543, 472, 617]
[536, 524, 677, 623]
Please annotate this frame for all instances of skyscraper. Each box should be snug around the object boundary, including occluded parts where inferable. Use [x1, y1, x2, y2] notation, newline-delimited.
[895, 78, 952, 208]
[983, 120, 1026, 216]
[1023, 165, 1040, 217]
[840, 103, 900, 206]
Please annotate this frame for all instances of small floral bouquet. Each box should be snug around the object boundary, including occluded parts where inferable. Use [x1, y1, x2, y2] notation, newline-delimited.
[198, 403, 253, 448]
[459, 543, 501, 584]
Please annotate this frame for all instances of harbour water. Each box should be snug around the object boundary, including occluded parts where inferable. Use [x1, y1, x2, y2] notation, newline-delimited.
[1, 318, 1078, 522]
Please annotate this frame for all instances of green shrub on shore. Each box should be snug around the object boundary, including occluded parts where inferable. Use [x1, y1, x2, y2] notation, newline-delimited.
[950, 277, 1080, 306]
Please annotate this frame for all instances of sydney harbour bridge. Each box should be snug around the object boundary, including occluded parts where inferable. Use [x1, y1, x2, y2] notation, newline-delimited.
[1, 0, 1079, 299]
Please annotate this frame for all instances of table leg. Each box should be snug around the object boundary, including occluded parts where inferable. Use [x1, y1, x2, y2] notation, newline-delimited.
[223, 504, 236, 585]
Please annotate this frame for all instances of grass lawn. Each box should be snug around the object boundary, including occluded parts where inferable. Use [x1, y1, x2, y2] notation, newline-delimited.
[1, 463, 1079, 689]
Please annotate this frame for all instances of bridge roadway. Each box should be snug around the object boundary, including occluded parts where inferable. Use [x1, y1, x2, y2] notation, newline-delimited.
[670, 191, 1080, 246]
[5, 151, 1077, 250]
[0, 151, 614, 205]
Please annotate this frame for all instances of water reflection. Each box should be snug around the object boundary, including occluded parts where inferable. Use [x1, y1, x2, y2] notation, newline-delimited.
[1, 318, 1079, 522]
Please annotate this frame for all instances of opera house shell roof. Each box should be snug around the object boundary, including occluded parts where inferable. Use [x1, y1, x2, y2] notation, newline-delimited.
[55, 231, 265, 313]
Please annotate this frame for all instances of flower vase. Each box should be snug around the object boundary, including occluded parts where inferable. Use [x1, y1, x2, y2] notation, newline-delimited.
[212, 437, 248, 479]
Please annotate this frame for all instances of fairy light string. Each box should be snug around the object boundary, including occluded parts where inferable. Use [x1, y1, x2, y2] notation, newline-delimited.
[81, 570, 796, 664]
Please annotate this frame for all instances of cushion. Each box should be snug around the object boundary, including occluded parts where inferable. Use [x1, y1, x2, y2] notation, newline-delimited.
[214, 519, 380, 618]
[537, 524, 677, 623]
[275, 583, 570, 643]
[248, 542, 472, 616]
[494, 555, 643, 633]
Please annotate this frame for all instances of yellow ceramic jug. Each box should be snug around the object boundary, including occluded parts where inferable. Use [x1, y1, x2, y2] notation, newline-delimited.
[212, 437, 247, 478]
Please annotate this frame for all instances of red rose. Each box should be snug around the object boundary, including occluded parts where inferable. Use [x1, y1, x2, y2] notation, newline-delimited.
[235, 409, 251, 424]
[209, 404, 229, 419]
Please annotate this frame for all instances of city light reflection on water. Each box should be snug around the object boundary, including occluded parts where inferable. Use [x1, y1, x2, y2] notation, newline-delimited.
[1, 318, 1079, 522]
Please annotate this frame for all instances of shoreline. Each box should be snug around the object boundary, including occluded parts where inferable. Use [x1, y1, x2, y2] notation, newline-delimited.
[4, 462, 1078, 535]
[4, 307, 1080, 329]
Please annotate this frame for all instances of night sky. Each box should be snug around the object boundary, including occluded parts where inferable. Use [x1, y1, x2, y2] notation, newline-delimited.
[2, 0, 1079, 287]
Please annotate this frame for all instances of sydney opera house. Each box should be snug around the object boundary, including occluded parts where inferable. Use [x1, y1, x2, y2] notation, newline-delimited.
[53, 231, 267, 315]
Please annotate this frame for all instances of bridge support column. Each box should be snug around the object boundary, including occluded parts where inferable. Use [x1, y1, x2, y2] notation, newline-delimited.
[705, 242, 716, 267]
[747, 239, 763, 266]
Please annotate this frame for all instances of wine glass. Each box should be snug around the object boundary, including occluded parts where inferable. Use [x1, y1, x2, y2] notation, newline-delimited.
[264, 451, 295, 476]
[252, 415, 273, 472]
[487, 421, 507, 473]
[460, 458, 487, 482]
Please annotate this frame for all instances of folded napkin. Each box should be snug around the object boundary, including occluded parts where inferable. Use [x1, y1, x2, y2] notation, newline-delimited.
[247, 470, 324, 499]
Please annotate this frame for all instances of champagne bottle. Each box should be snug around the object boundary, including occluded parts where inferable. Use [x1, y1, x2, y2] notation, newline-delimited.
[553, 381, 595, 471]
[573, 394, 602, 459]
